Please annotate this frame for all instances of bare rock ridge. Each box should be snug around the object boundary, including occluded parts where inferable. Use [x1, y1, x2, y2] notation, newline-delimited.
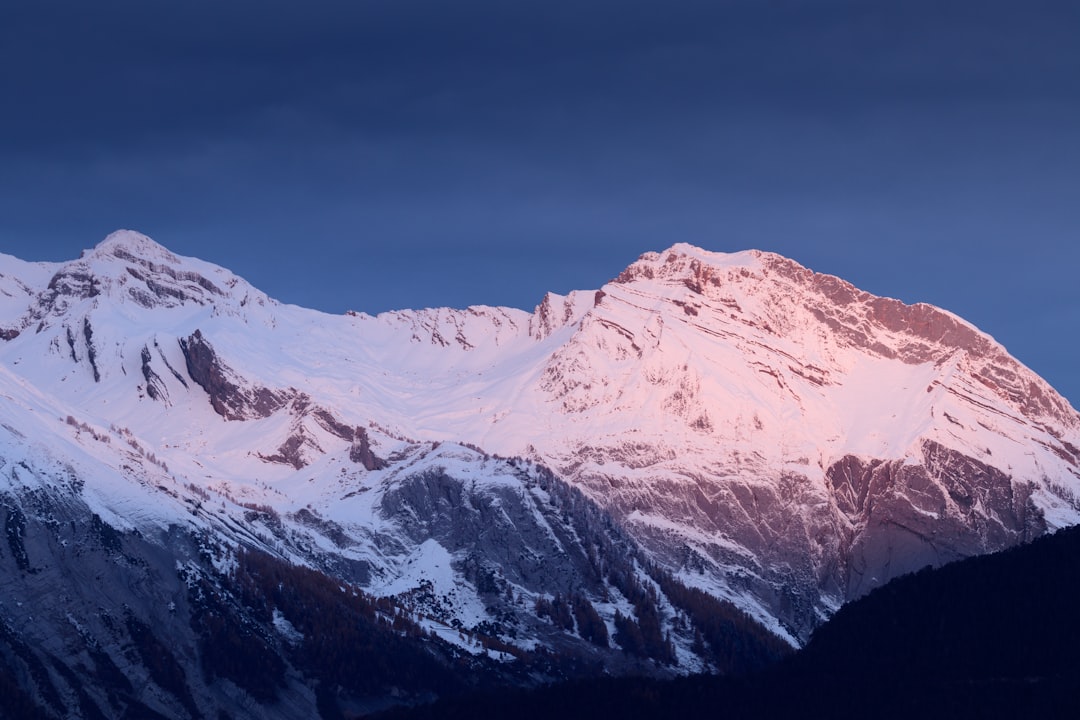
[350, 426, 388, 470]
[140, 345, 167, 401]
[179, 329, 287, 421]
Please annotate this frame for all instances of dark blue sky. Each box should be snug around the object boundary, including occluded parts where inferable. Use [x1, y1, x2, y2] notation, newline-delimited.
[2, 1, 1078, 404]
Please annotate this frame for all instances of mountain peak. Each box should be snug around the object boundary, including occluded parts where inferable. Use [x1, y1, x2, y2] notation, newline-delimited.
[614, 244, 761, 282]
[612, 242, 984, 361]
[55, 230, 233, 313]
[598, 243, 1077, 431]
[3, 231, 275, 332]
[85, 229, 180, 265]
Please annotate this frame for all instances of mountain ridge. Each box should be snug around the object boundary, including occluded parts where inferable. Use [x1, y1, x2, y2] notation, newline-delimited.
[1, 230, 1079, 715]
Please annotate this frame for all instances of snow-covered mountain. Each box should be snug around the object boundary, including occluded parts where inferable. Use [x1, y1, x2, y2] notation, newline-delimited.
[2, 231, 1078, 716]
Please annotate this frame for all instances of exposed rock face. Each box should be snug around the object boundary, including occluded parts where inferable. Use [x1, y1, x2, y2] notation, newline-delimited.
[313, 407, 354, 441]
[179, 329, 287, 420]
[349, 427, 387, 470]
[140, 345, 167, 402]
[114, 249, 224, 307]
[380, 467, 600, 594]
[529, 291, 592, 340]
[827, 441, 1046, 598]
[256, 397, 363, 470]
[259, 431, 311, 469]
[39, 268, 100, 315]
[82, 318, 100, 383]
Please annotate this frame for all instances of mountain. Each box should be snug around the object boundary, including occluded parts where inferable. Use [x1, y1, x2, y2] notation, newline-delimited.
[526, 245, 1080, 637]
[1, 230, 1078, 716]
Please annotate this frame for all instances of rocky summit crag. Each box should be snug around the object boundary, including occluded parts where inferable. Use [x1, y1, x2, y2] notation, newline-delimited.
[1, 231, 1078, 718]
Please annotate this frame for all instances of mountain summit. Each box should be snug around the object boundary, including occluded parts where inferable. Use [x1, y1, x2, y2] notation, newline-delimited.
[1, 234, 1078, 716]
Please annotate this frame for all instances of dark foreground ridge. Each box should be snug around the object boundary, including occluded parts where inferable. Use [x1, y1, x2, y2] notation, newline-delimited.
[377, 524, 1080, 720]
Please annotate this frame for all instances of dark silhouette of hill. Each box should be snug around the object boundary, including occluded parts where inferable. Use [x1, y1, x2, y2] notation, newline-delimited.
[377, 523, 1080, 720]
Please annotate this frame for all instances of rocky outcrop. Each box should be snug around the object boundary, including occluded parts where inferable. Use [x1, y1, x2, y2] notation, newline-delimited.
[256, 398, 359, 469]
[349, 427, 387, 470]
[178, 330, 287, 420]
[381, 468, 596, 594]
[82, 318, 99, 383]
[140, 345, 167, 402]
[42, 267, 100, 308]
[529, 292, 591, 340]
[827, 441, 1046, 599]
[259, 432, 311, 469]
